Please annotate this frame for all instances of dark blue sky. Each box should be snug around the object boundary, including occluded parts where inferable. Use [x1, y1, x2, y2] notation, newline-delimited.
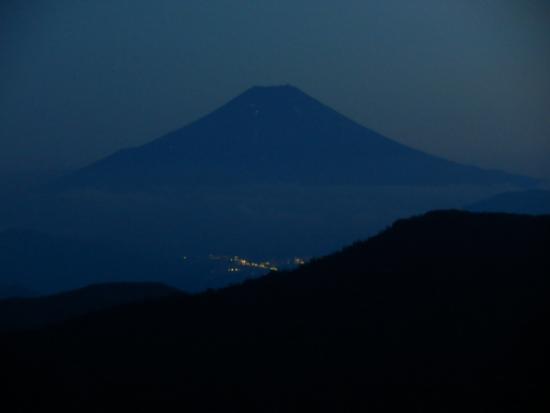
[1, 0, 549, 178]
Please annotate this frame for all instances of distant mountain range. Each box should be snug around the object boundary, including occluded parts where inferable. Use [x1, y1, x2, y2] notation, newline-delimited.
[467, 190, 550, 215]
[2, 211, 548, 412]
[0, 282, 181, 331]
[61, 85, 535, 190]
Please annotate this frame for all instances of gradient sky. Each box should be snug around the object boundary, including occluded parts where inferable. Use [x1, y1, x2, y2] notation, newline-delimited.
[1, 0, 549, 178]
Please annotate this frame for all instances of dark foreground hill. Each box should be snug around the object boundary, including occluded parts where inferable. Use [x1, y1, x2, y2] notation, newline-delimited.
[1, 211, 549, 412]
[62, 85, 534, 190]
[0, 282, 182, 331]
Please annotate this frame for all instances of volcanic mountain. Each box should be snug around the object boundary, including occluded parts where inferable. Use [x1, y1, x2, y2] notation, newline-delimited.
[62, 85, 533, 190]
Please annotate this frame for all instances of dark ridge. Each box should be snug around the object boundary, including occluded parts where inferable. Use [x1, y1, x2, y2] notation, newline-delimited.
[1, 211, 548, 412]
[466, 189, 550, 215]
[0, 282, 182, 331]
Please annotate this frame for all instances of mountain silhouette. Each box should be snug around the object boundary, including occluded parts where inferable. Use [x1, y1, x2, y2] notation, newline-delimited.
[467, 189, 550, 215]
[2, 211, 548, 412]
[62, 85, 534, 190]
[0, 282, 182, 331]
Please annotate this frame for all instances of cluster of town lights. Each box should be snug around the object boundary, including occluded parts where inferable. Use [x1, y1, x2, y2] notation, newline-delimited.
[209, 254, 306, 273]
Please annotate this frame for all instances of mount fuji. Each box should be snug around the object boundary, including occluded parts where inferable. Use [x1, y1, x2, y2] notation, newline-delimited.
[62, 85, 534, 190]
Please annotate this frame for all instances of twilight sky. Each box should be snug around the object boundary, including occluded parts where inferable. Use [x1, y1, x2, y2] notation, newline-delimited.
[1, 0, 549, 178]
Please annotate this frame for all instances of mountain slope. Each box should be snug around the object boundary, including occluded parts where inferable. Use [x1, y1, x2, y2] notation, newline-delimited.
[2, 211, 548, 412]
[62, 86, 534, 190]
[467, 190, 550, 214]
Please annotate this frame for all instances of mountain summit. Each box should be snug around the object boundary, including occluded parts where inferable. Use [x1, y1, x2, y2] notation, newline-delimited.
[63, 85, 534, 190]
